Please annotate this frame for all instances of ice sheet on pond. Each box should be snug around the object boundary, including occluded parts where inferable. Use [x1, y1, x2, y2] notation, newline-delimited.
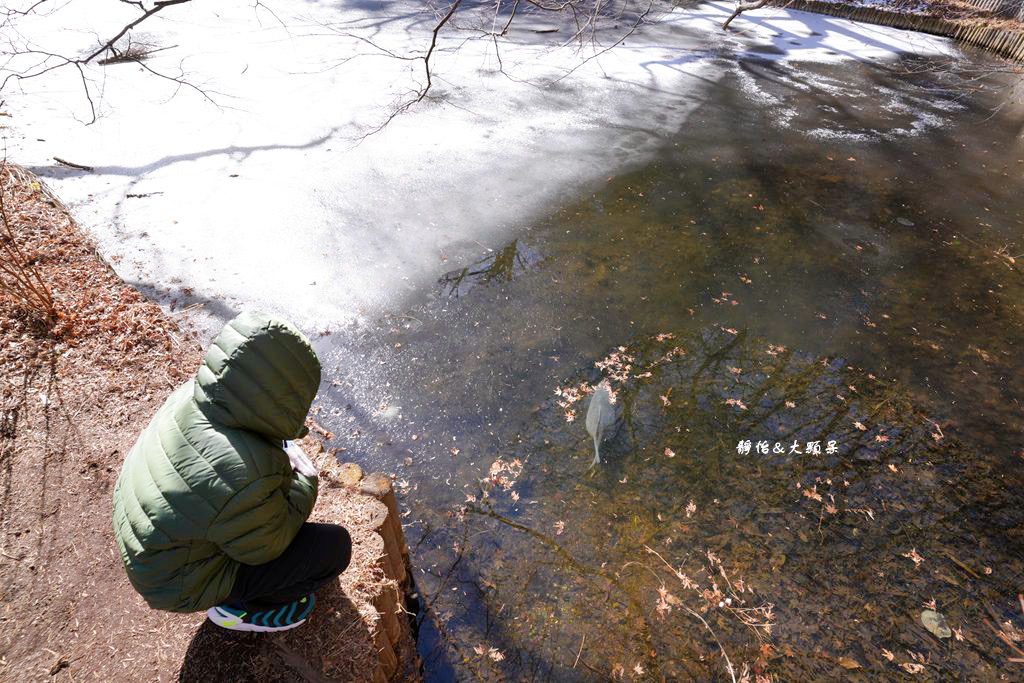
[3, 1, 957, 339]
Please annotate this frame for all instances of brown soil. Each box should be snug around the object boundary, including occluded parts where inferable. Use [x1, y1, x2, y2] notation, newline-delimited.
[0, 163, 415, 681]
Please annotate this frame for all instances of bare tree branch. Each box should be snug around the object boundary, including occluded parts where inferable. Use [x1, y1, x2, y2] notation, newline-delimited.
[419, 0, 463, 104]
[722, 0, 771, 30]
[82, 0, 190, 64]
[0, 0, 201, 123]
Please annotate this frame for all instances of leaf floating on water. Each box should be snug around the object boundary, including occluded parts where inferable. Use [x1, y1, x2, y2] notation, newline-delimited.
[902, 548, 925, 568]
[474, 644, 505, 661]
[802, 486, 823, 502]
[920, 609, 952, 639]
[837, 657, 861, 669]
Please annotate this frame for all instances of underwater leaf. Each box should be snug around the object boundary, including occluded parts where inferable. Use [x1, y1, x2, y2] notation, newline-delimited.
[837, 657, 861, 669]
[920, 610, 952, 639]
[725, 398, 748, 410]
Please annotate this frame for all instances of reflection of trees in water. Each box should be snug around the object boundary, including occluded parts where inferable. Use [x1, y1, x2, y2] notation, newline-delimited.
[413, 327, 1024, 681]
[438, 241, 540, 298]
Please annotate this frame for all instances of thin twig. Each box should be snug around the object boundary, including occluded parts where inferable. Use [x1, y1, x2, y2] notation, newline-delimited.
[573, 633, 585, 668]
[53, 157, 93, 172]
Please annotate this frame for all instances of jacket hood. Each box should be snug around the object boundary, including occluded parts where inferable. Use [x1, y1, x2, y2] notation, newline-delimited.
[193, 311, 321, 440]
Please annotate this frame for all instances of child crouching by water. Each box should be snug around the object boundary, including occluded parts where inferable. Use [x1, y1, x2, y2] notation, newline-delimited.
[112, 311, 351, 631]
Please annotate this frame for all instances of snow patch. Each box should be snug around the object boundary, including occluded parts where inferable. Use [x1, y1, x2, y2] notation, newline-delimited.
[2, 0, 961, 337]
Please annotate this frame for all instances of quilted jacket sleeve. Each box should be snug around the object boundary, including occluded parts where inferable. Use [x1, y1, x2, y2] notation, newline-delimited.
[208, 470, 318, 565]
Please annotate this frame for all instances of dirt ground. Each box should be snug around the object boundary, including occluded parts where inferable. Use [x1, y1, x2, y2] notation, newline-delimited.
[0, 163, 413, 681]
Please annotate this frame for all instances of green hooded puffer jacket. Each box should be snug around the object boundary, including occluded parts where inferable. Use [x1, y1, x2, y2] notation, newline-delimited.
[112, 311, 321, 612]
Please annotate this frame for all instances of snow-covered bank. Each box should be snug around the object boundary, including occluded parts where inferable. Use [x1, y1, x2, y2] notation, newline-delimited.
[3, 1, 957, 338]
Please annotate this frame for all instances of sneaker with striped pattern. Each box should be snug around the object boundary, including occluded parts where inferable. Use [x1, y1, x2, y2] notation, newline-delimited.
[206, 593, 315, 632]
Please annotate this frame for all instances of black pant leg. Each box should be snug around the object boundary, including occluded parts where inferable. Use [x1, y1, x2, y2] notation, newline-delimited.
[226, 522, 351, 611]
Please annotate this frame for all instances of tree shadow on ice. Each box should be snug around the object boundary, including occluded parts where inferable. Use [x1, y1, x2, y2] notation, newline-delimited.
[682, 3, 953, 66]
[25, 129, 339, 180]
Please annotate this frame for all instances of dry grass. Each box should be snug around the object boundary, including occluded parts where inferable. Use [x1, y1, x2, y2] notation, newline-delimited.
[0, 165, 55, 324]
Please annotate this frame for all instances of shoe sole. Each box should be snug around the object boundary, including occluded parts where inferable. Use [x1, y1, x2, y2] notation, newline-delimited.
[206, 607, 308, 633]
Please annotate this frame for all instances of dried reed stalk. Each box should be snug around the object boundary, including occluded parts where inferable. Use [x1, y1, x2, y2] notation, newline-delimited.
[0, 163, 56, 320]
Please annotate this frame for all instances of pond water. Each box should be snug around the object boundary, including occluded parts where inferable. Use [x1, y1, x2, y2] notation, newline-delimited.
[312, 41, 1024, 681]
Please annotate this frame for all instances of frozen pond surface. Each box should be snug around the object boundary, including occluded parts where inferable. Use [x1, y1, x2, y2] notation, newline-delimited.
[6, 1, 954, 337]
[7, 0, 1024, 679]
